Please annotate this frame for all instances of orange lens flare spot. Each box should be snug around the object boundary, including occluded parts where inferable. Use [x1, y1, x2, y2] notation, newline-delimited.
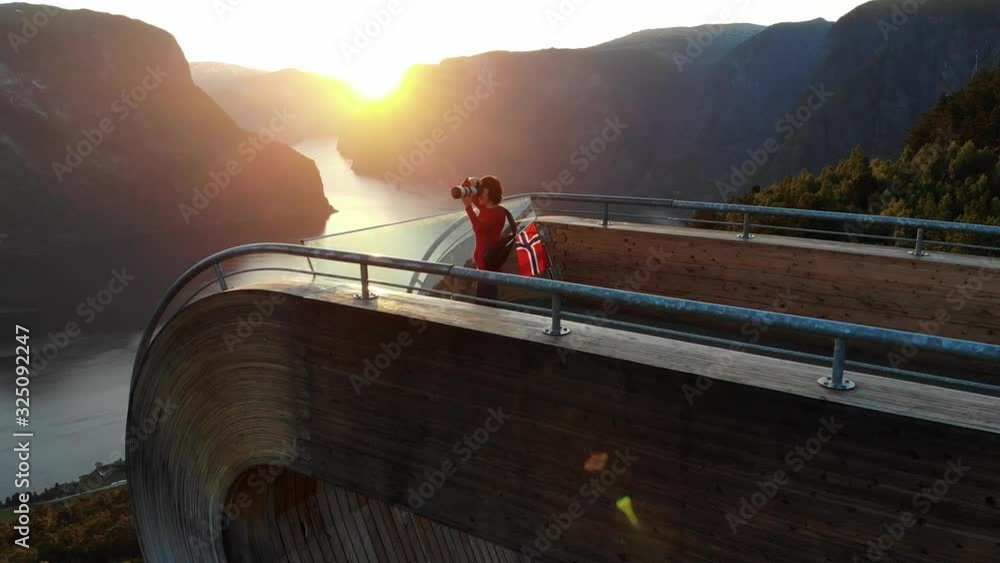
[584, 452, 608, 472]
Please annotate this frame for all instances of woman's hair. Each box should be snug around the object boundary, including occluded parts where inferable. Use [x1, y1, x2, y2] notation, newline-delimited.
[480, 175, 503, 204]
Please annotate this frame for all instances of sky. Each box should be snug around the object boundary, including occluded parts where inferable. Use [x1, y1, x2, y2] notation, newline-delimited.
[46, 0, 871, 97]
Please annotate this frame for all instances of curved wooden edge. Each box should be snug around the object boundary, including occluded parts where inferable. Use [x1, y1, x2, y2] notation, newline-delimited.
[256, 276, 1000, 435]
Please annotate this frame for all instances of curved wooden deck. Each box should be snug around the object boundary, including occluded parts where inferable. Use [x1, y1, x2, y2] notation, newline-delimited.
[224, 472, 529, 563]
[128, 277, 1000, 563]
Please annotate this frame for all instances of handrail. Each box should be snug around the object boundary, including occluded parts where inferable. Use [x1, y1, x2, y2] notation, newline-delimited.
[182, 263, 1000, 396]
[520, 192, 1000, 237]
[131, 243, 1000, 402]
[307, 193, 1000, 251]
[302, 206, 464, 243]
[304, 192, 998, 308]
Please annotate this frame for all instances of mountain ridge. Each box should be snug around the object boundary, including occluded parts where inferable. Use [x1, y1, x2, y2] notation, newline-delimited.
[0, 3, 333, 329]
[764, 0, 1000, 181]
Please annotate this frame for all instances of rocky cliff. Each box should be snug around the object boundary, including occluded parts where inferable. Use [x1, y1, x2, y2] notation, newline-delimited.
[765, 0, 1000, 181]
[0, 3, 332, 247]
[0, 3, 332, 329]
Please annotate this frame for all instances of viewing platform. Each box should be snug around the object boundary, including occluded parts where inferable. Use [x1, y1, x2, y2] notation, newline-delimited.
[127, 194, 1000, 563]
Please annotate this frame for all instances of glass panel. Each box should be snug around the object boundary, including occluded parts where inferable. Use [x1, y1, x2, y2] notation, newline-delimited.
[304, 196, 535, 293]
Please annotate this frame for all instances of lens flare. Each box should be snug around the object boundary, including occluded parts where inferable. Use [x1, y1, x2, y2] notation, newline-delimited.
[584, 452, 608, 473]
[616, 496, 639, 527]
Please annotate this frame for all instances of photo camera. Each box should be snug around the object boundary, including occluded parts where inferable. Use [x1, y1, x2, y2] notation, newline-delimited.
[451, 176, 482, 199]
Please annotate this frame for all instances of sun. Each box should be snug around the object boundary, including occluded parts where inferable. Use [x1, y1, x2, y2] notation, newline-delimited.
[346, 68, 407, 101]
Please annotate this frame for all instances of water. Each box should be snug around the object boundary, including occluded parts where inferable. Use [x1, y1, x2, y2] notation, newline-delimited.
[297, 137, 455, 235]
[0, 138, 454, 499]
[0, 333, 138, 500]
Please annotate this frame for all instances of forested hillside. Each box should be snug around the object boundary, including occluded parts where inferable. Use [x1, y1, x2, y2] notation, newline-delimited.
[0, 488, 141, 563]
[711, 67, 1000, 249]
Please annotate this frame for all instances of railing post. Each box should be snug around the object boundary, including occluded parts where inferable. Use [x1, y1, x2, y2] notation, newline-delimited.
[354, 263, 378, 301]
[910, 227, 929, 257]
[602, 203, 610, 228]
[213, 263, 228, 291]
[818, 337, 856, 390]
[302, 239, 316, 277]
[738, 213, 754, 240]
[543, 294, 571, 336]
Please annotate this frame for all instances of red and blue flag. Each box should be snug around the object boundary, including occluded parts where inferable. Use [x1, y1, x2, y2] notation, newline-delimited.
[516, 222, 548, 277]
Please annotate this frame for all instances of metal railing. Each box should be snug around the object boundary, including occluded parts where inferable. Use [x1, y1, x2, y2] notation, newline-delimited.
[302, 194, 1000, 287]
[311, 193, 1000, 294]
[131, 243, 1000, 401]
[519, 193, 1000, 255]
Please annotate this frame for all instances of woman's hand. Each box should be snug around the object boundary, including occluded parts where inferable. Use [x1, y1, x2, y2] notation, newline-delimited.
[462, 195, 474, 208]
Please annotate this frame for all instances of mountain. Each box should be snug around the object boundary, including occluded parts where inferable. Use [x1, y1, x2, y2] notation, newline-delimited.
[336, 47, 682, 195]
[764, 0, 1000, 182]
[595, 23, 765, 69]
[905, 66, 1000, 152]
[188, 62, 267, 96]
[711, 67, 1000, 248]
[328, 0, 998, 201]
[670, 18, 834, 197]
[190, 65, 364, 144]
[1, 4, 332, 242]
[0, 3, 333, 328]
[332, 19, 831, 198]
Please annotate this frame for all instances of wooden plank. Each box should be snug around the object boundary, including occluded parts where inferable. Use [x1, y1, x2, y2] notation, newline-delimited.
[235, 475, 534, 562]
[302, 478, 337, 562]
[330, 485, 368, 563]
[355, 494, 392, 563]
[315, 482, 352, 563]
[419, 513, 449, 562]
[370, 501, 403, 563]
[296, 473, 328, 563]
[343, 488, 380, 563]
[392, 505, 428, 563]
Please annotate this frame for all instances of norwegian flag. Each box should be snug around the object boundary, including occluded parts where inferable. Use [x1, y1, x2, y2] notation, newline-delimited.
[516, 222, 548, 276]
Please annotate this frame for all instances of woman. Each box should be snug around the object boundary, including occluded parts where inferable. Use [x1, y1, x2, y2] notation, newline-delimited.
[462, 175, 509, 301]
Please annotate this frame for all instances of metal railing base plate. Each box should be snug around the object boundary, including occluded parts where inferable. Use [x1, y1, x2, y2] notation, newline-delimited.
[818, 376, 857, 391]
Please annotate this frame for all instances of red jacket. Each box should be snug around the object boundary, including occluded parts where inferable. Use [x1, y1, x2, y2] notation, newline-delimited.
[466, 203, 508, 270]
